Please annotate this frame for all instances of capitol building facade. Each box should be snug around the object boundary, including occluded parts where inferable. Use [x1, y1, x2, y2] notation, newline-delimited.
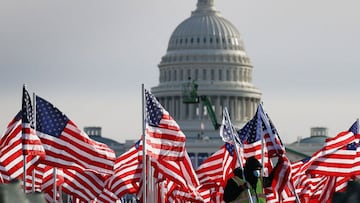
[151, 0, 262, 167]
[90, 0, 324, 167]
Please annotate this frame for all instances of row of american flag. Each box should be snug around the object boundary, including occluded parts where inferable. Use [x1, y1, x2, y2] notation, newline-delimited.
[0, 85, 359, 203]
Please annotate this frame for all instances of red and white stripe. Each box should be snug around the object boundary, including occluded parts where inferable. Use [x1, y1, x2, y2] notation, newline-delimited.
[145, 112, 186, 161]
[37, 120, 115, 174]
[0, 115, 41, 183]
[196, 144, 236, 186]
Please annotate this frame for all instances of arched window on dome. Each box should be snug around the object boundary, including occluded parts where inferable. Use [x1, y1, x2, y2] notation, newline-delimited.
[233, 69, 237, 81]
[167, 70, 171, 81]
[234, 38, 238, 45]
[240, 69, 244, 81]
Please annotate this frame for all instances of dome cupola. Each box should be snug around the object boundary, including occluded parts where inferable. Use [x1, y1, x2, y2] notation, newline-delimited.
[167, 0, 245, 51]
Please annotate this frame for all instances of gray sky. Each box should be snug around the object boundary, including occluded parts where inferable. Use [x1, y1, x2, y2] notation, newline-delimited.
[1, 0, 359, 144]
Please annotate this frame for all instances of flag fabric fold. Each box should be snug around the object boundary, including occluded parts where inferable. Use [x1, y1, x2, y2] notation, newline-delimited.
[0, 112, 42, 183]
[196, 143, 237, 187]
[307, 120, 359, 176]
[219, 108, 239, 144]
[144, 89, 186, 161]
[107, 139, 143, 199]
[21, 86, 45, 156]
[35, 95, 115, 174]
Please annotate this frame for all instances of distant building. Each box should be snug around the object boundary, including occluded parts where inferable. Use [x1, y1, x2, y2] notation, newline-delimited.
[286, 127, 329, 159]
[84, 126, 125, 156]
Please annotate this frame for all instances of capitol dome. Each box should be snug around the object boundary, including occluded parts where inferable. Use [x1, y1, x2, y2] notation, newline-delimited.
[167, 0, 245, 52]
[151, 0, 261, 143]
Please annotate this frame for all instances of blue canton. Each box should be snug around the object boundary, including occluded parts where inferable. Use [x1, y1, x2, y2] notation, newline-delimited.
[347, 142, 357, 150]
[145, 89, 163, 127]
[135, 139, 141, 150]
[349, 120, 359, 135]
[22, 87, 34, 128]
[302, 157, 310, 163]
[221, 112, 234, 141]
[36, 96, 69, 137]
[237, 109, 261, 144]
[225, 143, 234, 156]
[348, 120, 359, 150]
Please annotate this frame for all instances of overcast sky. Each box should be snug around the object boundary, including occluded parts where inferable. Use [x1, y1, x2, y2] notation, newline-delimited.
[1, 0, 359, 144]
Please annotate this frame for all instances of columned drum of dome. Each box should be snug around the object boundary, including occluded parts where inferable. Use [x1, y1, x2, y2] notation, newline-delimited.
[151, 0, 261, 144]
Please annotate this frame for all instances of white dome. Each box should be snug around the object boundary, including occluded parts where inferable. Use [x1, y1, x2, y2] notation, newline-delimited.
[167, 0, 245, 51]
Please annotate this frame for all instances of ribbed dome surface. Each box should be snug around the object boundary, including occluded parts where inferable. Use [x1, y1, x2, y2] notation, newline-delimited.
[167, 0, 244, 51]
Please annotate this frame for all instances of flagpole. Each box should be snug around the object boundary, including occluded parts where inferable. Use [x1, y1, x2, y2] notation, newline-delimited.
[53, 167, 57, 202]
[22, 85, 27, 193]
[23, 155, 26, 193]
[224, 108, 254, 203]
[32, 92, 36, 193]
[259, 104, 266, 196]
[142, 84, 147, 203]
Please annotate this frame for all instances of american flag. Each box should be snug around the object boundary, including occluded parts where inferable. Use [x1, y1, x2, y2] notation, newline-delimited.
[106, 139, 143, 199]
[219, 108, 239, 144]
[0, 112, 42, 183]
[307, 120, 359, 176]
[35, 95, 115, 174]
[290, 127, 357, 203]
[62, 168, 109, 202]
[196, 143, 236, 203]
[151, 150, 203, 202]
[237, 106, 262, 160]
[144, 89, 186, 161]
[30, 164, 64, 202]
[96, 188, 119, 203]
[352, 132, 360, 176]
[21, 86, 45, 156]
[237, 104, 292, 199]
[196, 143, 236, 187]
[297, 122, 356, 177]
[165, 180, 205, 203]
[37, 164, 64, 193]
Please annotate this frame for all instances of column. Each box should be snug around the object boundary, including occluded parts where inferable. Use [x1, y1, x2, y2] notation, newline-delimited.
[179, 97, 183, 120]
[189, 103, 195, 120]
[215, 96, 221, 121]
[241, 97, 246, 121]
[235, 97, 240, 121]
